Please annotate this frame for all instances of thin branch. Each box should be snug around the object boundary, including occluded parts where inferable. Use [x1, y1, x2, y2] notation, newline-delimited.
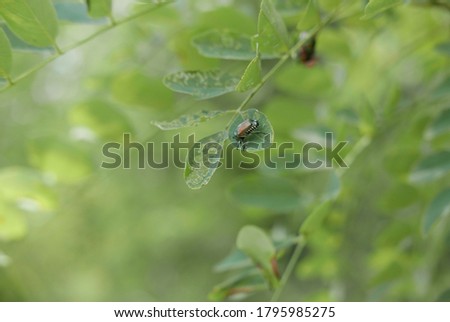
[271, 236, 305, 302]
[0, 1, 173, 93]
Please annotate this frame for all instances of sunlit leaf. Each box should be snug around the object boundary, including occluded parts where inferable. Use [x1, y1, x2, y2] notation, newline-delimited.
[55, 3, 107, 24]
[300, 200, 333, 239]
[86, 0, 111, 18]
[0, 167, 56, 214]
[228, 109, 274, 151]
[192, 30, 256, 61]
[422, 188, 450, 236]
[410, 151, 450, 183]
[362, 0, 403, 19]
[0, 28, 12, 78]
[0, 204, 27, 242]
[235, 53, 262, 92]
[163, 71, 239, 100]
[255, 0, 290, 55]
[29, 138, 94, 184]
[152, 110, 230, 130]
[184, 131, 227, 189]
[0, 0, 59, 47]
[229, 176, 300, 212]
[0, 24, 53, 52]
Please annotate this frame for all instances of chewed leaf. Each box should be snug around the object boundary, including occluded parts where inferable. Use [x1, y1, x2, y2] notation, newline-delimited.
[152, 110, 231, 130]
[163, 71, 240, 99]
[184, 131, 227, 189]
[192, 30, 256, 61]
[235, 54, 262, 92]
[362, 0, 402, 19]
[228, 109, 274, 151]
[422, 188, 450, 236]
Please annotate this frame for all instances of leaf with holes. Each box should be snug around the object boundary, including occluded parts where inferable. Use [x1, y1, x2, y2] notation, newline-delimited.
[163, 71, 240, 100]
[184, 131, 227, 189]
[152, 110, 231, 130]
[228, 109, 274, 151]
[0, 0, 59, 47]
[192, 30, 256, 61]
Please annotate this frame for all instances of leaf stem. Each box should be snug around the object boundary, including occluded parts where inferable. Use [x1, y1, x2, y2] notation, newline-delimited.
[0, 1, 174, 93]
[271, 235, 305, 302]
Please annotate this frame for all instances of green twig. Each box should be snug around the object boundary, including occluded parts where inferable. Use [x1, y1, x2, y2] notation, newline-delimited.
[271, 236, 305, 302]
[0, 1, 173, 93]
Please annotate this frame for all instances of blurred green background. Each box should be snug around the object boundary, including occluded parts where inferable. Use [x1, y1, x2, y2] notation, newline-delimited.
[0, 0, 450, 301]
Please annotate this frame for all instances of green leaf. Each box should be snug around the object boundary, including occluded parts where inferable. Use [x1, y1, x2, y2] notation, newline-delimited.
[214, 250, 253, 272]
[163, 71, 240, 100]
[0, 27, 12, 78]
[422, 188, 450, 236]
[228, 109, 274, 151]
[0, 24, 53, 52]
[0, 0, 59, 47]
[426, 109, 450, 139]
[55, 3, 107, 24]
[236, 225, 278, 288]
[229, 176, 300, 212]
[152, 110, 230, 130]
[184, 131, 227, 190]
[362, 0, 403, 19]
[209, 268, 267, 301]
[235, 53, 262, 92]
[86, 0, 112, 18]
[297, 0, 321, 31]
[69, 100, 133, 140]
[255, 0, 290, 55]
[410, 151, 450, 183]
[192, 30, 256, 61]
[300, 200, 333, 239]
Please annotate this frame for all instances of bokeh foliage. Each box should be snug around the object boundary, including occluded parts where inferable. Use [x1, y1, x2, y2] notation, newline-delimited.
[0, 0, 449, 301]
